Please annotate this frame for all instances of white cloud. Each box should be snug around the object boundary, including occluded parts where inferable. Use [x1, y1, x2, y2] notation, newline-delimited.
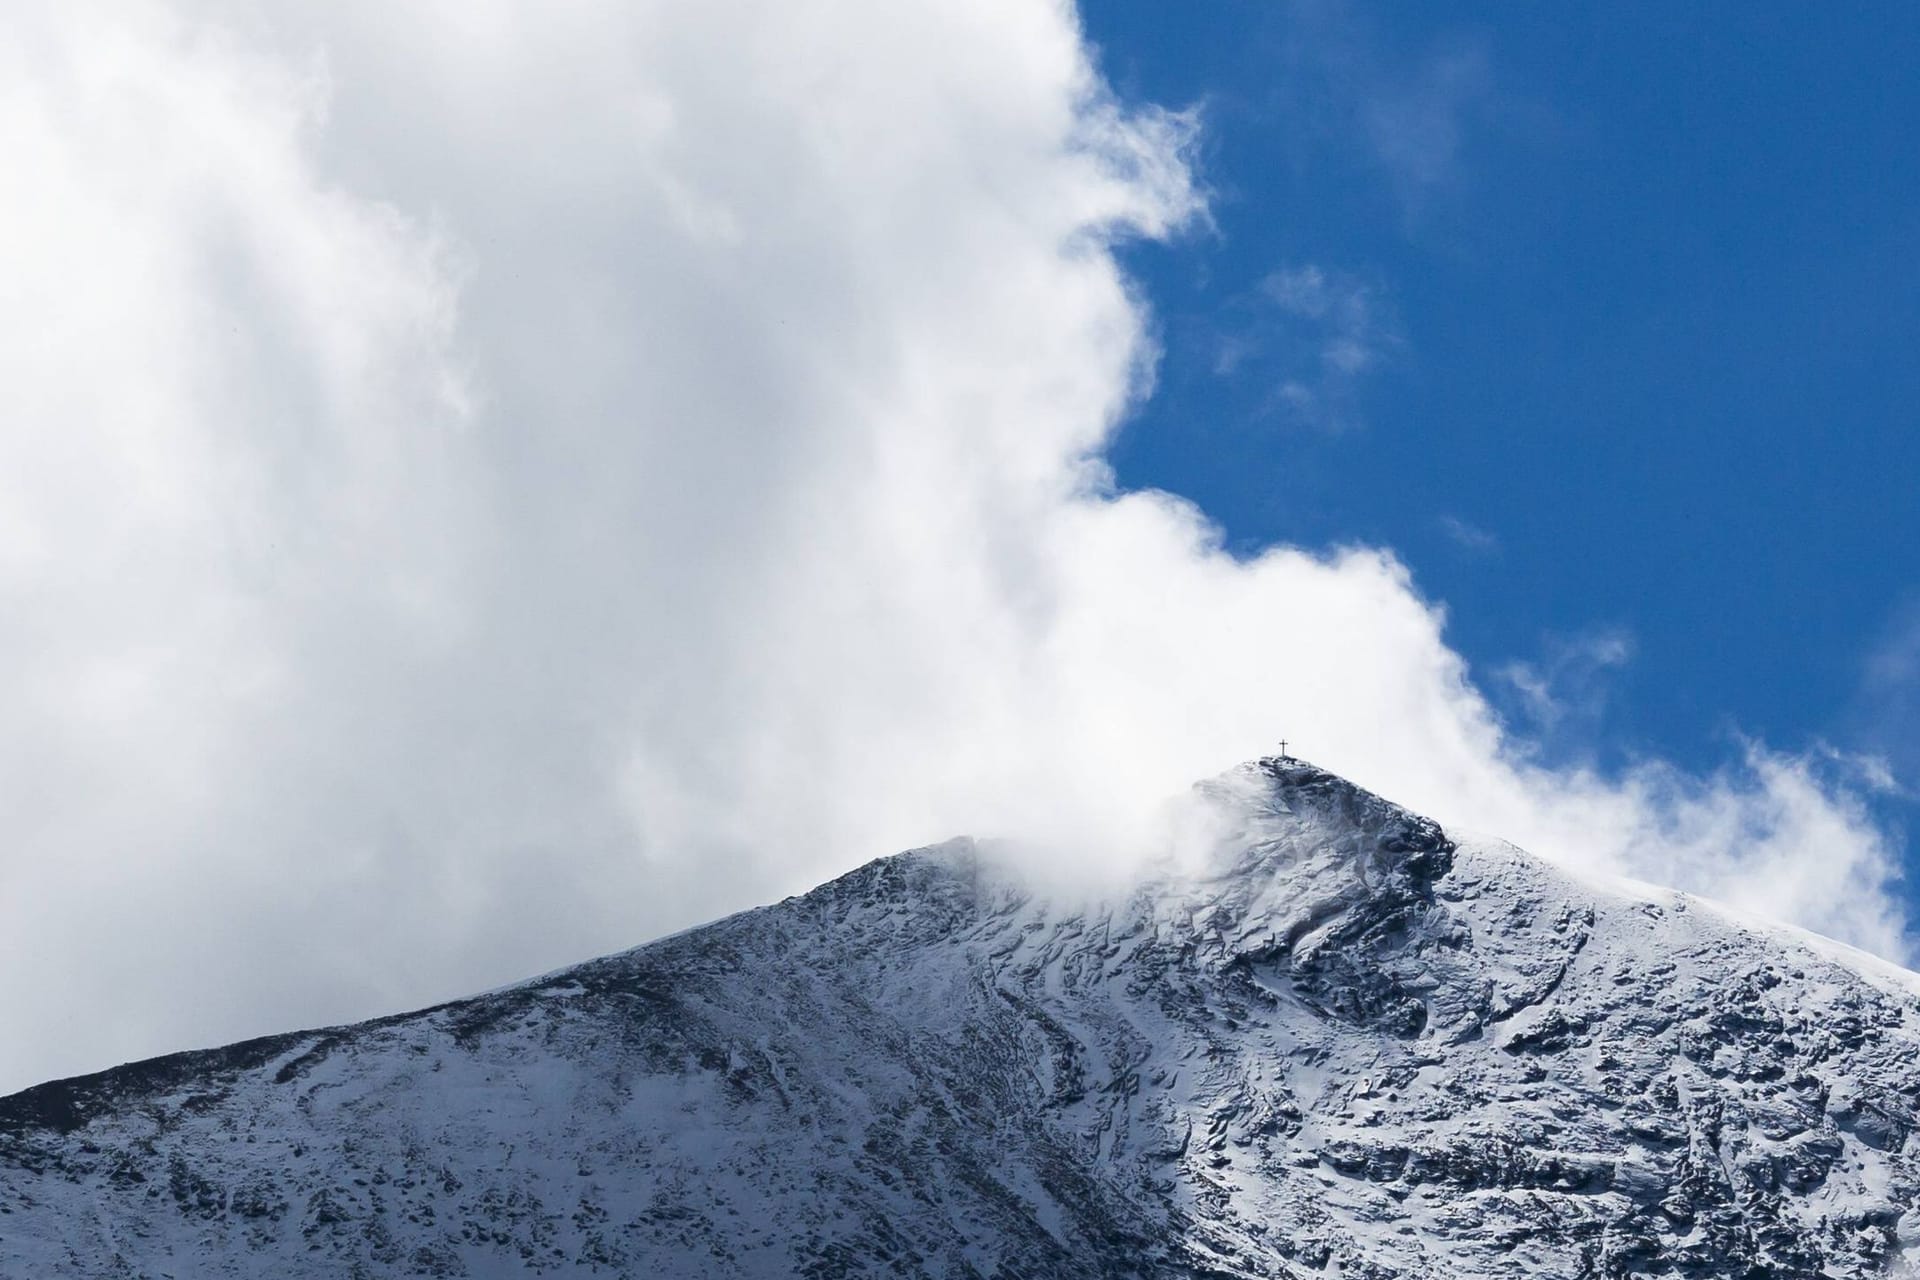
[0, 0, 1906, 1094]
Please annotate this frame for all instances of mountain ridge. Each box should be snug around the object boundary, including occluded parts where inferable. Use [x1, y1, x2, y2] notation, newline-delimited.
[4, 759, 1918, 1277]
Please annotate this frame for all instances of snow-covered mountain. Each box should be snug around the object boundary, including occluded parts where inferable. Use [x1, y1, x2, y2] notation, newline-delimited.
[4, 759, 1918, 1277]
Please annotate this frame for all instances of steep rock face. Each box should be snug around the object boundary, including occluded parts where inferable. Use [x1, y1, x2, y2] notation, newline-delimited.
[3, 760, 1919, 1278]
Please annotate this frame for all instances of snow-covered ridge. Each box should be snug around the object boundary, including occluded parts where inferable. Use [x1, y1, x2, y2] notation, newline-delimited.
[3, 759, 1917, 1277]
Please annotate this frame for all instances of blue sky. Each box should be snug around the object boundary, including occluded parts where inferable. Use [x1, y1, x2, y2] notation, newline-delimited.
[1088, 1, 1920, 877]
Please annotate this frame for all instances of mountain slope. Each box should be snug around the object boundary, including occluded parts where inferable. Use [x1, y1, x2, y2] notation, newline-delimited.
[3, 759, 1918, 1277]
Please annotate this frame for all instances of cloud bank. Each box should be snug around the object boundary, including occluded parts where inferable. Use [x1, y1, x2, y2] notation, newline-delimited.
[0, 0, 1906, 1093]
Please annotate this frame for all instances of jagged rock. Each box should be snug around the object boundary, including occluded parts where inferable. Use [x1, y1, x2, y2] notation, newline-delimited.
[2, 759, 1919, 1277]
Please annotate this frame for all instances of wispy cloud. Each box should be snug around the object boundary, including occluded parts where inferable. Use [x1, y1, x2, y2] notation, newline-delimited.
[1497, 628, 1636, 736]
[1269, 3, 1496, 223]
[1213, 262, 1398, 430]
[1358, 42, 1492, 216]
[1847, 598, 1920, 796]
[1438, 513, 1499, 554]
[1263, 264, 1385, 369]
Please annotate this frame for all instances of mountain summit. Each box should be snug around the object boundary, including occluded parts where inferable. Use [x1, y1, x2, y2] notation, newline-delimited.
[4, 759, 1918, 1277]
